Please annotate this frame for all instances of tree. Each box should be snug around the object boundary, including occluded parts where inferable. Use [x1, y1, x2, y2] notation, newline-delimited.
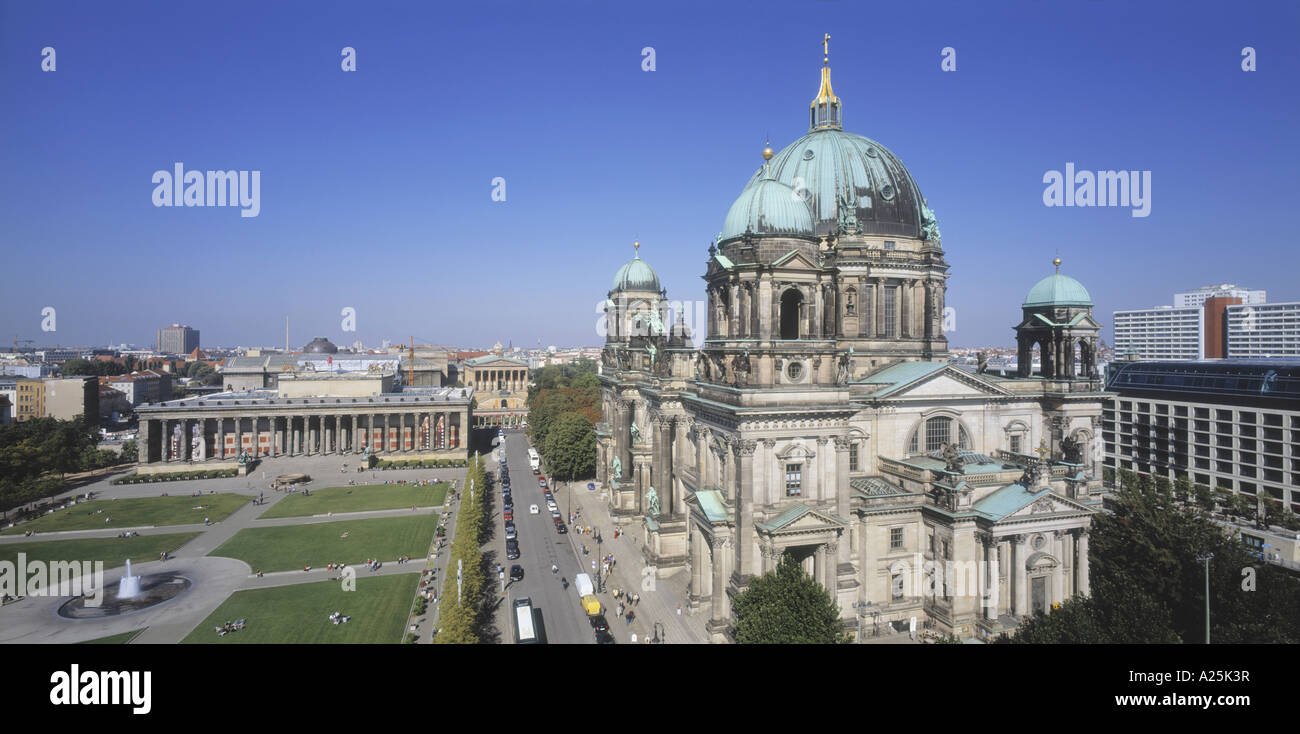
[732, 553, 849, 644]
[119, 439, 138, 463]
[1006, 476, 1300, 643]
[543, 413, 595, 481]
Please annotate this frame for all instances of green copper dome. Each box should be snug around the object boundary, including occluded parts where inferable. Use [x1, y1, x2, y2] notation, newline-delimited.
[1023, 273, 1093, 308]
[611, 254, 661, 293]
[722, 174, 815, 241]
[751, 128, 926, 239]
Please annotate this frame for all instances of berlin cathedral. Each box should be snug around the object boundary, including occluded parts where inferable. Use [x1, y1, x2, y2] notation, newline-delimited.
[595, 38, 1106, 642]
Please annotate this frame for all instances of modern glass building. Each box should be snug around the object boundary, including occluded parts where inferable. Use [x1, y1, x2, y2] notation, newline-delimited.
[1103, 360, 1300, 512]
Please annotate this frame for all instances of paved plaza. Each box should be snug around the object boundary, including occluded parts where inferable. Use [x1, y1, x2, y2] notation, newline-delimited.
[0, 453, 464, 644]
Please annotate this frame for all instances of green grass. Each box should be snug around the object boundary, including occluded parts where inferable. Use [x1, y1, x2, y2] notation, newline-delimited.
[2, 494, 248, 535]
[258, 483, 448, 519]
[0, 533, 201, 571]
[77, 630, 144, 644]
[209, 515, 435, 572]
[180, 574, 419, 644]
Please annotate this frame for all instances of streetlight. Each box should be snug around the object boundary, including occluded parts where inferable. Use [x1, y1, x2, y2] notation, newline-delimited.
[1196, 553, 1213, 644]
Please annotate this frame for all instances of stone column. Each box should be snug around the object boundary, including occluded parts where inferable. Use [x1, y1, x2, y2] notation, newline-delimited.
[983, 533, 999, 620]
[138, 419, 153, 464]
[690, 528, 704, 602]
[822, 542, 839, 597]
[734, 439, 756, 578]
[399, 413, 406, 453]
[833, 436, 851, 523]
[1012, 534, 1026, 616]
[1077, 530, 1091, 596]
[710, 535, 728, 625]
[233, 417, 242, 459]
[1053, 530, 1065, 606]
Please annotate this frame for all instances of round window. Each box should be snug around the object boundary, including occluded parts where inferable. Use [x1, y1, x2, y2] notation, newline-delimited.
[880, 184, 895, 201]
[802, 149, 815, 161]
[787, 362, 803, 381]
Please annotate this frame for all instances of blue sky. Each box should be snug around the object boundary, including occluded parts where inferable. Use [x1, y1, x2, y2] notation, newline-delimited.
[2, 0, 1297, 350]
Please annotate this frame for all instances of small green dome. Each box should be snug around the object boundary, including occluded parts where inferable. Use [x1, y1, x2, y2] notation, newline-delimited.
[722, 177, 815, 241]
[1023, 273, 1093, 308]
[611, 255, 661, 293]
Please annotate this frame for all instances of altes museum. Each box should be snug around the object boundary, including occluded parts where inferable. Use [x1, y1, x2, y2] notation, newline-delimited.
[595, 38, 1107, 642]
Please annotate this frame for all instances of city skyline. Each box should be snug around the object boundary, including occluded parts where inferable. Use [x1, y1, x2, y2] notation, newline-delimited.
[3, 1, 1297, 349]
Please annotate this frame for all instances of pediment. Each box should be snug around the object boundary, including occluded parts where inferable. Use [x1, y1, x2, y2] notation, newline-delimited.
[888, 366, 1011, 399]
[757, 503, 847, 534]
[1004, 493, 1091, 519]
[770, 249, 820, 271]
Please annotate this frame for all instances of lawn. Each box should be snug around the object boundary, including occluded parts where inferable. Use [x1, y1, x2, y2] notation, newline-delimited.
[181, 574, 419, 644]
[2, 494, 248, 535]
[209, 515, 435, 572]
[258, 483, 448, 519]
[78, 630, 145, 644]
[0, 533, 201, 571]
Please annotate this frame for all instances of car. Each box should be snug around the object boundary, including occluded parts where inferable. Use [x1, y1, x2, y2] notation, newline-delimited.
[550, 509, 562, 520]
[504, 523, 517, 540]
[546, 501, 558, 513]
[505, 540, 520, 560]
[529, 504, 539, 514]
[503, 510, 514, 523]
[590, 614, 610, 634]
[538, 478, 548, 489]
[510, 564, 524, 582]
[554, 521, 568, 534]
[503, 499, 514, 512]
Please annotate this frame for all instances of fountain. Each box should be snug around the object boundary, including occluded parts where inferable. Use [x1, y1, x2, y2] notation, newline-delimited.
[118, 558, 142, 599]
[57, 559, 192, 619]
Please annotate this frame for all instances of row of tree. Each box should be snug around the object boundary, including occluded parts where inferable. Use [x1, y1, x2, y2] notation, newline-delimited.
[0, 417, 127, 516]
[1008, 471, 1300, 643]
[433, 455, 489, 644]
[1107, 467, 1300, 531]
[526, 360, 599, 481]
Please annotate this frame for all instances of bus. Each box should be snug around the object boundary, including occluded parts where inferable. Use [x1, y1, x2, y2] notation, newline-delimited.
[513, 597, 540, 644]
[527, 448, 540, 473]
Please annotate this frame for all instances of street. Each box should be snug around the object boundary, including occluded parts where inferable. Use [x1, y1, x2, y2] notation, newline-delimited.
[490, 429, 595, 644]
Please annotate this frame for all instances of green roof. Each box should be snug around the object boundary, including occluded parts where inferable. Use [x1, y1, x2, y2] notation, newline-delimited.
[713, 253, 734, 269]
[722, 176, 815, 241]
[857, 361, 947, 395]
[972, 484, 1051, 521]
[1023, 273, 1093, 308]
[694, 490, 731, 523]
[611, 255, 661, 293]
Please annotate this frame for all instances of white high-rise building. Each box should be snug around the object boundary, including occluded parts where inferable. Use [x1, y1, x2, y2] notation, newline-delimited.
[1112, 306, 1203, 360]
[1174, 284, 1266, 309]
[1226, 302, 1300, 358]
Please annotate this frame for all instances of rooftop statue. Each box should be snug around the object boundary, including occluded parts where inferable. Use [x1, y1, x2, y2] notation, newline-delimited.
[646, 342, 657, 371]
[942, 442, 964, 473]
[648, 307, 665, 337]
[645, 486, 661, 518]
[920, 200, 941, 242]
[630, 422, 641, 444]
[1061, 434, 1083, 464]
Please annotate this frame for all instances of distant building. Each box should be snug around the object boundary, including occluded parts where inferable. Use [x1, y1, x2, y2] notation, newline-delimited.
[0, 395, 11, 424]
[157, 324, 200, 355]
[1226, 301, 1300, 359]
[103, 370, 173, 406]
[1174, 284, 1266, 309]
[463, 355, 530, 427]
[1112, 306, 1203, 360]
[43, 376, 98, 423]
[0, 377, 44, 421]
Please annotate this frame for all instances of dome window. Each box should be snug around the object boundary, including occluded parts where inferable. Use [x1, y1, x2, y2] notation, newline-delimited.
[880, 184, 895, 201]
[802, 149, 815, 160]
[865, 147, 878, 158]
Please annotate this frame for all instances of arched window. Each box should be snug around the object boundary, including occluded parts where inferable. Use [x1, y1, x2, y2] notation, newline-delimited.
[780, 289, 803, 340]
[908, 417, 971, 455]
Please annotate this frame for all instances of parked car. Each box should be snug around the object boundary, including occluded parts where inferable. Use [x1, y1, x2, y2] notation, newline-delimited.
[538, 477, 547, 489]
[504, 523, 517, 540]
[506, 539, 520, 560]
[554, 520, 568, 534]
[503, 509, 514, 523]
[546, 500, 557, 512]
[510, 564, 524, 582]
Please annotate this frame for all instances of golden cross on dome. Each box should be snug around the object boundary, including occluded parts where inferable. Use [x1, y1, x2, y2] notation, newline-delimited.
[823, 33, 830, 63]
[1035, 438, 1050, 459]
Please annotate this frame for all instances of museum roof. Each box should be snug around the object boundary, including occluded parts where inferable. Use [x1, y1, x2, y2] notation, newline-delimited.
[465, 355, 529, 367]
[137, 386, 474, 413]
